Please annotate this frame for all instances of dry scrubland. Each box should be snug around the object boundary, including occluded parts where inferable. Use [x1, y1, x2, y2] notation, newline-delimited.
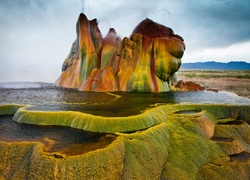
[177, 70, 250, 99]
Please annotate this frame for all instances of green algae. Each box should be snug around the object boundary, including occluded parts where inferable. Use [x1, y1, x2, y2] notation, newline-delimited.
[0, 104, 24, 115]
[117, 123, 170, 179]
[0, 137, 125, 179]
[161, 113, 225, 179]
[12, 105, 167, 133]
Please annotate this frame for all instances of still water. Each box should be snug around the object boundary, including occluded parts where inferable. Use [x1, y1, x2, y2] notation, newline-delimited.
[1, 82, 250, 117]
[0, 115, 115, 156]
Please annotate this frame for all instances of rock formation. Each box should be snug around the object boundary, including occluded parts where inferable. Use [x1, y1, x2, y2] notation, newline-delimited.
[55, 13, 185, 92]
[176, 80, 205, 91]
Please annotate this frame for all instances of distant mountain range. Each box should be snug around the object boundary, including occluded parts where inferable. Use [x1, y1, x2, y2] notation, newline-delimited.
[180, 61, 250, 70]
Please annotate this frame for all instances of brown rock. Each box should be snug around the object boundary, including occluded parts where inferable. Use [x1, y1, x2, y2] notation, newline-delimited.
[176, 80, 205, 91]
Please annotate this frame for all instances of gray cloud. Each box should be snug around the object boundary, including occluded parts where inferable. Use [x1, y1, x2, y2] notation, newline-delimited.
[84, 0, 250, 50]
[178, 0, 250, 49]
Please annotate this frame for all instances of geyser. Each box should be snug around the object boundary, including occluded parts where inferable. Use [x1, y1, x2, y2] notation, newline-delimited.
[55, 13, 185, 92]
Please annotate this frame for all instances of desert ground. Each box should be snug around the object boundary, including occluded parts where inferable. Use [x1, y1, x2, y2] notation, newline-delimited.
[177, 70, 250, 99]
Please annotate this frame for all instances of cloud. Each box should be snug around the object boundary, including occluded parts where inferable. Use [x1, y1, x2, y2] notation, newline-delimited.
[0, 0, 82, 82]
[0, 0, 79, 65]
[180, 0, 250, 49]
[140, 0, 250, 61]
[83, 0, 159, 36]
[184, 41, 250, 62]
[84, 0, 250, 50]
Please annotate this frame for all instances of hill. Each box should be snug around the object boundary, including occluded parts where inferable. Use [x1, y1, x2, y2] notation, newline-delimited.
[180, 61, 250, 70]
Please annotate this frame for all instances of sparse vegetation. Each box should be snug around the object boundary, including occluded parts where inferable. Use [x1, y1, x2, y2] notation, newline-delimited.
[177, 70, 250, 98]
[179, 70, 250, 79]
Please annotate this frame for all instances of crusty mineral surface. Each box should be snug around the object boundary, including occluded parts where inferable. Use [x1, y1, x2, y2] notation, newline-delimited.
[1, 103, 250, 179]
[55, 13, 185, 92]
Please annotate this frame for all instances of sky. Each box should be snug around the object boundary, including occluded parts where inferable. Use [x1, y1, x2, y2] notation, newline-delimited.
[0, 0, 250, 82]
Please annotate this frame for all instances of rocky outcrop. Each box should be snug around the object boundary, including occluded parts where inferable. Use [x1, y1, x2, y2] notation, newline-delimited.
[175, 80, 220, 92]
[55, 13, 185, 92]
[176, 80, 205, 91]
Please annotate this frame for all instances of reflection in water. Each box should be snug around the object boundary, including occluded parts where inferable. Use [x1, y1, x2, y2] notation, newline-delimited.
[229, 152, 250, 162]
[0, 83, 113, 105]
[1, 83, 250, 117]
[174, 110, 201, 114]
[0, 115, 116, 156]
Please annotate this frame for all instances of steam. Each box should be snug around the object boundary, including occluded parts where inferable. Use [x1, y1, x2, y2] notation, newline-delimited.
[85, 1, 158, 38]
[81, 0, 85, 13]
